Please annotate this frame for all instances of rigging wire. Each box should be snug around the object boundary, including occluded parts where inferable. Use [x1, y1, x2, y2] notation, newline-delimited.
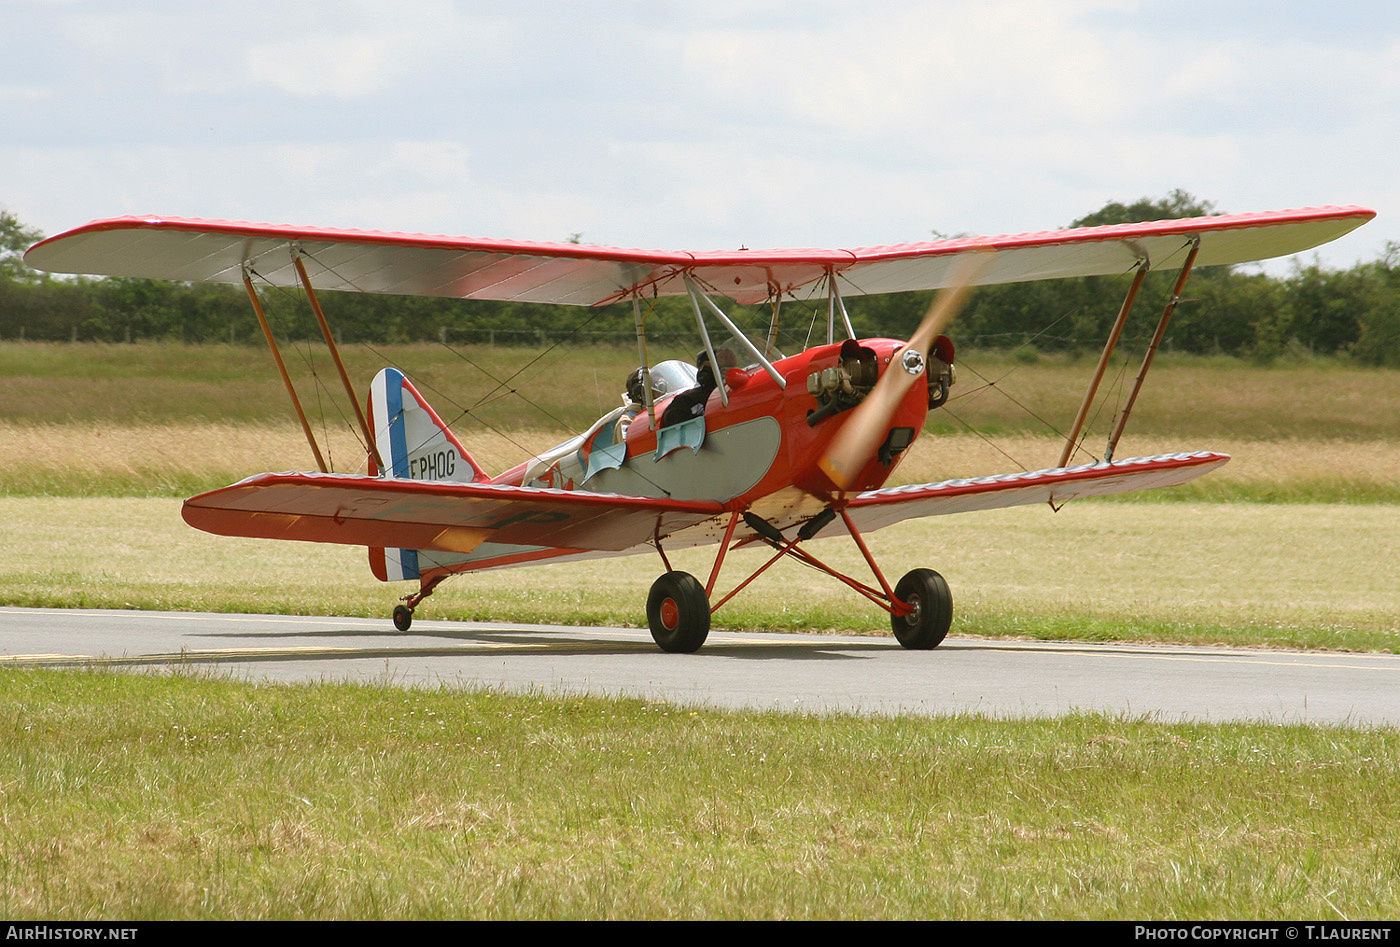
[247, 238, 1200, 489]
[356, 339, 539, 462]
[835, 255, 1167, 473]
[358, 304, 679, 497]
[246, 268, 371, 470]
[280, 248, 616, 468]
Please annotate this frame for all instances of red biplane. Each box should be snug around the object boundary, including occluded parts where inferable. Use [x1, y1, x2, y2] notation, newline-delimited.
[25, 205, 1373, 651]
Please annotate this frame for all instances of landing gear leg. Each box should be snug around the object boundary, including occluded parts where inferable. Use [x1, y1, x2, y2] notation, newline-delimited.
[393, 575, 445, 632]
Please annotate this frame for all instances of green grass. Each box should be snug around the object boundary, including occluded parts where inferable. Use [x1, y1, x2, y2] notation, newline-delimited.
[3, 670, 1398, 920]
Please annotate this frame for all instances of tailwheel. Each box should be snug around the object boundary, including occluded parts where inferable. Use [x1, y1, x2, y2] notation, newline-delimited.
[393, 575, 443, 633]
[890, 568, 953, 650]
[647, 571, 711, 653]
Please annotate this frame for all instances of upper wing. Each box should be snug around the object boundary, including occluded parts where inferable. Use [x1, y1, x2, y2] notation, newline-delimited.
[182, 471, 724, 555]
[25, 206, 1373, 306]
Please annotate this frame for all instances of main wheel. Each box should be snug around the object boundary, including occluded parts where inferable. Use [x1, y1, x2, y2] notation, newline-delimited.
[392, 604, 413, 632]
[890, 568, 952, 649]
[646, 571, 711, 653]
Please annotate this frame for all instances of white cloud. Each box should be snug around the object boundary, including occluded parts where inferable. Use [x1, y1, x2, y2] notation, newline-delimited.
[247, 36, 399, 98]
[4, 1, 1396, 270]
[0, 86, 51, 104]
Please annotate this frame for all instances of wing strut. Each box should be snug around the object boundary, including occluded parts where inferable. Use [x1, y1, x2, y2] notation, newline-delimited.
[1105, 237, 1201, 461]
[683, 275, 787, 394]
[1057, 260, 1149, 467]
[684, 275, 728, 407]
[763, 296, 782, 359]
[241, 266, 329, 473]
[826, 272, 856, 345]
[632, 296, 656, 423]
[292, 252, 384, 472]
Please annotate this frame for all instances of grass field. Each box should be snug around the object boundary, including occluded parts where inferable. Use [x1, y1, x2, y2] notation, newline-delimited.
[5, 671, 1400, 920]
[2, 497, 1396, 651]
[1, 341, 1397, 646]
[6, 340, 1400, 437]
[4, 341, 1400, 501]
[2, 341, 1398, 919]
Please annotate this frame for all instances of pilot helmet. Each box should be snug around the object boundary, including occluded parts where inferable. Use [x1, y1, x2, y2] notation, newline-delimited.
[626, 368, 645, 403]
[627, 367, 671, 403]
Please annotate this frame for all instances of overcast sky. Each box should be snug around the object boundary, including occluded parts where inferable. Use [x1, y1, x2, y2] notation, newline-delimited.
[4, 1, 1397, 274]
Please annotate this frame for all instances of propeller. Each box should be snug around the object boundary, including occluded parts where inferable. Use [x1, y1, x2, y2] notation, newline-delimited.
[818, 250, 994, 491]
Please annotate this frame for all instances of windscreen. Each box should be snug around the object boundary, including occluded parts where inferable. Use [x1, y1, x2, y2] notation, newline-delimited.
[648, 359, 699, 398]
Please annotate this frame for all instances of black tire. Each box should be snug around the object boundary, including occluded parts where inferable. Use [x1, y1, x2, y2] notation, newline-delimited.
[646, 571, 711, 653]
[392, 604, 413, 632]
[890, 568, 952, 649]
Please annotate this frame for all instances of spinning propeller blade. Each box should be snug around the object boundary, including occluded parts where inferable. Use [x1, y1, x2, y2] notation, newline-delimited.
[818, 251, 993, 491]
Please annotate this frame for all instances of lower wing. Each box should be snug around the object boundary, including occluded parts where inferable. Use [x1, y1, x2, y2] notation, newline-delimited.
[182, 453, 1226, 575]
[182, 472, 724, 556]
[838, 451, 1229, 534]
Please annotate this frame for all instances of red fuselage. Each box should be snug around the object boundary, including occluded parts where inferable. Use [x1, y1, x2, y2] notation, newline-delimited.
[496, 338, 930, 516]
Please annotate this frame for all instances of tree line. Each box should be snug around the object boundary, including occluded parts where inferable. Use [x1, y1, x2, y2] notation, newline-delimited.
[3, 194, 1397, 365]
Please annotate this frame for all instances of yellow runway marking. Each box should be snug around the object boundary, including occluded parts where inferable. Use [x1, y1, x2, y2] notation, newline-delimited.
[960, 640, 1400, 672]
[1080, 647, 1400, 669]
[1101, 652, 1400, 672]
[0, 638, 662, 667]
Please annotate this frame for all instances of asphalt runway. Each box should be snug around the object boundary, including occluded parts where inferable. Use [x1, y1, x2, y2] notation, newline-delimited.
[3, 606, 1398, 727]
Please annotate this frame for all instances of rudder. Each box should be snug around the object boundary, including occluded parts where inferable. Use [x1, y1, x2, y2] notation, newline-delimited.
[366, 367, 488, 581]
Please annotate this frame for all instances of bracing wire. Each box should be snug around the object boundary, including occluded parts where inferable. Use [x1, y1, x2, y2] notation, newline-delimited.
[246, 267, 371, 471]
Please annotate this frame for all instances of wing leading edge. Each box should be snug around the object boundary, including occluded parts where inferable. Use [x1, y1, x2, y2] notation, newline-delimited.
[25, 207, 1373, 306]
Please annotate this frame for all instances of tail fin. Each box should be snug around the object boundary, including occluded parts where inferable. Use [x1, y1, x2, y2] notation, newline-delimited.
[367, 367, 487, 483]
[366, 367, 488, 581]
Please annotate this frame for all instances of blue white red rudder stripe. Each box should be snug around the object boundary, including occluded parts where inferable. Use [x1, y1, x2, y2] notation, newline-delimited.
[366, 367, 488, 581]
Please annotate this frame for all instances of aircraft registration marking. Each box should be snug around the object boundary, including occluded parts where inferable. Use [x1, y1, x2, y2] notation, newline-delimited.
[408, 447, 457, 480]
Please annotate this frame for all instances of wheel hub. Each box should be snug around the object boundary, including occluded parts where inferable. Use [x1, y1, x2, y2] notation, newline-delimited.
[897, 592, 920, 625]
[660, 597, 680, 630]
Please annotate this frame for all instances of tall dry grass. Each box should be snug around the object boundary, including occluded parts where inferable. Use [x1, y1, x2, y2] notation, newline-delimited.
[4, 418, 1398, 501]
[6, 341, 1400, 440]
